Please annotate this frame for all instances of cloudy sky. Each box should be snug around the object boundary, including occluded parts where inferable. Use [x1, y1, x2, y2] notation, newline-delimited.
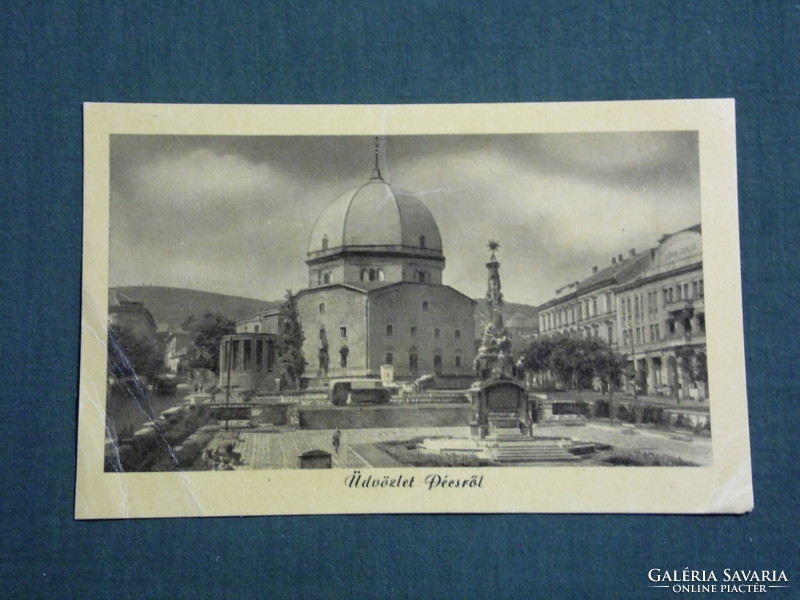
[109, 132, 700, 306]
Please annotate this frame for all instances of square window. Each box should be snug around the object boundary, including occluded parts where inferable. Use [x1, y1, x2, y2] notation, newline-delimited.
[340, 326, 347, 338]
[410, 326, 417, 336]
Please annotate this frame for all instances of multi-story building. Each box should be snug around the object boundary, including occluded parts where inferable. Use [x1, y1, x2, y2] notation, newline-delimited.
[615, 225, 705, 400]
[538, 249, 651, 346]
[537, 224, 706, 400]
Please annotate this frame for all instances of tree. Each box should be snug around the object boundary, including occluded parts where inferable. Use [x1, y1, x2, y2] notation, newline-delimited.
[276, 290, 306, 390]
[107, 324, 164, 382]
[674, 344, 708, 393]
[522, 335, 623, 392]
[181, 312, 235, 374]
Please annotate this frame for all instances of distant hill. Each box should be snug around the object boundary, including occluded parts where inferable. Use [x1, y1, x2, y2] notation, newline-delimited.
[111, 286, 277, 331]
[111, 285, 538, 341]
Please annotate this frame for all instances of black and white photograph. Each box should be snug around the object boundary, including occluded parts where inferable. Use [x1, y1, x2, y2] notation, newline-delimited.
[77, 101, 750, 518]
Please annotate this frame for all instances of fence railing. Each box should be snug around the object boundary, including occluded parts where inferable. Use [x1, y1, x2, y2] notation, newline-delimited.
[391, 391, 470, 404]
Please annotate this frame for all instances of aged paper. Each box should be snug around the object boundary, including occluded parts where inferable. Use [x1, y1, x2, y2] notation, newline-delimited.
[77, 100, 751, 518]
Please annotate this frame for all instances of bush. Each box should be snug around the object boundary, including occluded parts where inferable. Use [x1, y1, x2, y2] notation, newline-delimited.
[602, 450, 698, 466]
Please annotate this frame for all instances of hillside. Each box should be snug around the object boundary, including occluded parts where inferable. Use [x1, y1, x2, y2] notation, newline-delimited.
[111, 286, 277, 331]
[111, 285, 538, 341]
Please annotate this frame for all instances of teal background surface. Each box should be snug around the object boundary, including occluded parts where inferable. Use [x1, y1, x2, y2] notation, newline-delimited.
[2, 2, 798, 598]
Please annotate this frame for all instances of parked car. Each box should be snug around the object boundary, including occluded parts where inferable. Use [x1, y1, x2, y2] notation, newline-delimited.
[153, 375, 178, 395]
[329, 379, 391, 406]
[182, 393, 214, 407]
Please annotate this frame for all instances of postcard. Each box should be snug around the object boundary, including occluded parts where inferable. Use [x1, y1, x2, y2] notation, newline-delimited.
[76, 100, 751, 518]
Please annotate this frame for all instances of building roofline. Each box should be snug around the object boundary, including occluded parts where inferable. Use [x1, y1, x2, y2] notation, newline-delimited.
[367, 281, 477, 304]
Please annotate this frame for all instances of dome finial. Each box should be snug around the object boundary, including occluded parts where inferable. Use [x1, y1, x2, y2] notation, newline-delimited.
[371, 136, 383, 180]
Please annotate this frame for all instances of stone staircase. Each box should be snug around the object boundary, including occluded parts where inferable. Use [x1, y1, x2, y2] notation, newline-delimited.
[485, 432, 582, 463]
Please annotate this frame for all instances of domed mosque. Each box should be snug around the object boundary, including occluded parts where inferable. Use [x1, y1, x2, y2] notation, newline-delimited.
[296, 139, 476, 386]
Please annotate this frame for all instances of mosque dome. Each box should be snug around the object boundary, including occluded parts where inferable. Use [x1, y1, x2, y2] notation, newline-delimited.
[307, 177, 443, 256]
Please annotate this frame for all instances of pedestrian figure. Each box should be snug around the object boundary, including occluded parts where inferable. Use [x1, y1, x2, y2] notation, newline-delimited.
[332, 428, 341, 454]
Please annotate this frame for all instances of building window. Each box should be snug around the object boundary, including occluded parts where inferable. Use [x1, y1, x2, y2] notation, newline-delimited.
[433, 354, 442, 374]
[415, 270, 428, 283]
[319, 303, 325, 314]
[422, 301, 429, 311]
[699, 279, 704, 297]
[266, 340, 275, 371]
[455, 354, 462, 368]
[455, 329, 461, 339]
[386, 324, 393, 336]
[434, 328, 440, 339]
[243, 339, 252, 370]
[377, 268, 385, 281]
[321, 234, 328, 250]
[232, 340, 240, 371]
[419, 235, 426, 248]
[339, 346, 349, 368]
[256, 340, 263, 371]
[410, 326, 417, 337]
[385, 352, 393, 365]
[360, 268, 368, 281]
[409, 352, 418, 371]
[340, 326, 347, 338]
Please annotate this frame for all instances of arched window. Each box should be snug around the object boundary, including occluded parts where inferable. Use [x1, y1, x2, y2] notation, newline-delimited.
[433, 352, 442, 375]
[339, 346, 349, 368]
[455, 352, 462, 369]
[409, 347, 418, 372]
[369, 268, 376, 281]
[360, 268, 368, 281]
[386, 324, 393, 336]
[323, 272, 330, 284]
[377, 268, 385, 281]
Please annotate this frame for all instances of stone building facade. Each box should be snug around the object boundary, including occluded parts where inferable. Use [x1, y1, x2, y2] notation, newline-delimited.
[538, 249, 651, 346]
[295, 155, 476, 386]
[614, 225, 706, 400]
[537, 224, 706, 401]
[218, 332, 279, 392]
